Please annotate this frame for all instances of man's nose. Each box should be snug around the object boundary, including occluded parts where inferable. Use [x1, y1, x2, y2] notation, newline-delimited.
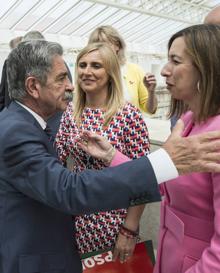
[66, 79, 74, 92]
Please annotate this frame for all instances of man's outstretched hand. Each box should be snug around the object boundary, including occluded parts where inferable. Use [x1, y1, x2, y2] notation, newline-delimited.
[76, 131, 116, 165]
[163, 119, 220, 174]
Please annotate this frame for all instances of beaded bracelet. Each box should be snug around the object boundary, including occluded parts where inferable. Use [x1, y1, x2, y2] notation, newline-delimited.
[119, 225, 140, 240]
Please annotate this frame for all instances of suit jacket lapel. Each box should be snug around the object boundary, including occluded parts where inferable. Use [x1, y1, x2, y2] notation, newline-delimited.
[8, 102, 57, 157]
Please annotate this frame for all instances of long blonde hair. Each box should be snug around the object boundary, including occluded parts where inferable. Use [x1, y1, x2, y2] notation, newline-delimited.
[74, 42, 125, 126]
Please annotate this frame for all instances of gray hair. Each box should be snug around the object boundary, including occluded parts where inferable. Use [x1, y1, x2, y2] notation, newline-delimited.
[7, 40, 63, 101]
[22, 30, 45, 41]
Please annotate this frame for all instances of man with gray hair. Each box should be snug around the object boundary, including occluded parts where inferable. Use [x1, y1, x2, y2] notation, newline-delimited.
[22, 30, 73, 138]
[0, 31, 45, 112]
[1, 30, 73, 137]
[1, 39, 220, 273]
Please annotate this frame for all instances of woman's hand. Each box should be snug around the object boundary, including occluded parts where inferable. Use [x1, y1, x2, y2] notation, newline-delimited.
[143, 73, 156, 93]
[143, 73, 158, 113]
[112, 233, 136, 263]
[77, 130, 116, 164]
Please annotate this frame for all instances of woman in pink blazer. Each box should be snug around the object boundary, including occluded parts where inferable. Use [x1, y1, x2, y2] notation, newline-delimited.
[154, 24, 220, 273]
[78, 24, 220, 273]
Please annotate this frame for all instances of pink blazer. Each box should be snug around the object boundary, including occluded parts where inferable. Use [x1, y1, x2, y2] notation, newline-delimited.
[154, 111, 220, 273]
[112, 112, 220, 273]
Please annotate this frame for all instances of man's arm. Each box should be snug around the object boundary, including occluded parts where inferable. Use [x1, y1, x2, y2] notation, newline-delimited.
[78, 119, 220, 177]
[2, 119, 160, 216]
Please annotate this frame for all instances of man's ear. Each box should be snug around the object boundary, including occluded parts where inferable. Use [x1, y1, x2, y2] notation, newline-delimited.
[25, 76, 41, 99]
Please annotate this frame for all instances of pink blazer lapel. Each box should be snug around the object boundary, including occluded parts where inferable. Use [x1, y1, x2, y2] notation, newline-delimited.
[181, 111, 194, 137]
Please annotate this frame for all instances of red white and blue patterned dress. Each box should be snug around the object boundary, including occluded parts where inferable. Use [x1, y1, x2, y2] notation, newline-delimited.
[55, 102, 150, 254]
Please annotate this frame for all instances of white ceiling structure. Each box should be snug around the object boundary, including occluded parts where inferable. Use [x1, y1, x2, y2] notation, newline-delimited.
[0, 0, 219, 54]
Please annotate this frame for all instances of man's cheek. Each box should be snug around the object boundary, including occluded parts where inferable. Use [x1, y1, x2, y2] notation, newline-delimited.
[60, 100, 68, 111]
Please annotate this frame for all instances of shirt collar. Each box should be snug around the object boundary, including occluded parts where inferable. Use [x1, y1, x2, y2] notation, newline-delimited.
[16, 101, 47, 130]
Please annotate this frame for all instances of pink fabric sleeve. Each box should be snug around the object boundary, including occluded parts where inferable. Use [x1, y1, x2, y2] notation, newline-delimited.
[110, 150, 131, 167]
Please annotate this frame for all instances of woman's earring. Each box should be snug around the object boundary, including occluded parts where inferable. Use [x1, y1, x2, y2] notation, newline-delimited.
[197, 81, 201, 93]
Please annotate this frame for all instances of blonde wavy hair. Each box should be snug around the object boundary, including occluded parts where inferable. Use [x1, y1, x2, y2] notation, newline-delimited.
[73, 42, 125, 126]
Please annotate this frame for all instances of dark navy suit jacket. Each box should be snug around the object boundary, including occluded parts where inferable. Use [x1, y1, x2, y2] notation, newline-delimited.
[0, 102, 160, 273]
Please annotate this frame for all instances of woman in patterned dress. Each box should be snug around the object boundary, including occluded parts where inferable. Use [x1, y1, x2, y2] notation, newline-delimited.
[55, 42, 150, 263]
